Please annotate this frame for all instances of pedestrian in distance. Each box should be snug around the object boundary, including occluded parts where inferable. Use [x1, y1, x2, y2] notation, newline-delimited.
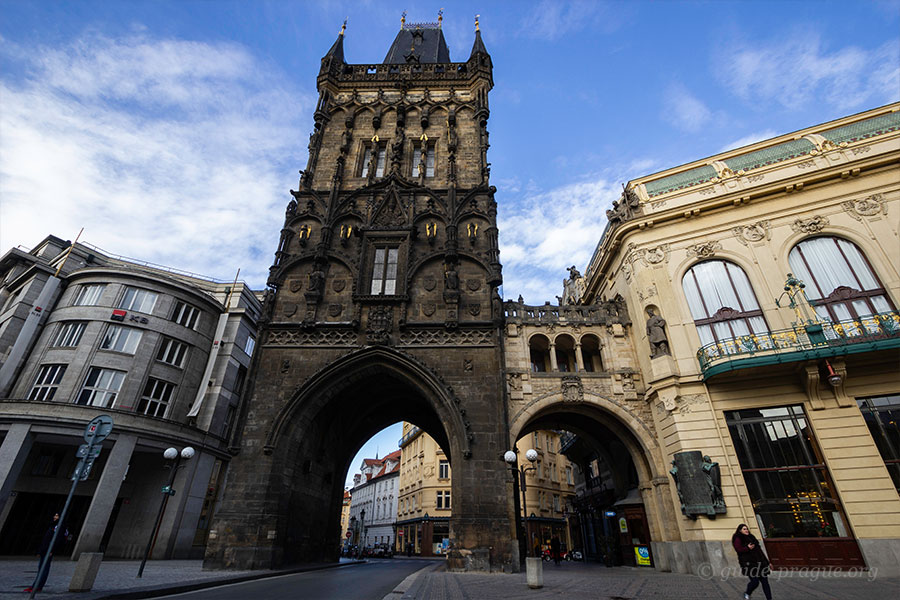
[550, 536, 561, 566]
[732, 523, 772, 600]
[24, 512, 70, 593]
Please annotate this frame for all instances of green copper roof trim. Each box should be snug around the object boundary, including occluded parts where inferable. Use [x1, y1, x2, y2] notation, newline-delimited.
[724, 138, 815, 173]
[701, 338, 900, 380]
[645, 164, 717, 197]
[822, 112, 900, 144]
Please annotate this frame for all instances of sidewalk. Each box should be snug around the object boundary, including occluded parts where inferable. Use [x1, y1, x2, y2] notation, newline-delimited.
[0, 557, 360, 600]
[395, 562, 900, 600]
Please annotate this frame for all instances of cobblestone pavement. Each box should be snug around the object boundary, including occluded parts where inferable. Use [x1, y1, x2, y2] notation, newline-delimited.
[398, 562, 900, 600]
[0, 558, 356, 599]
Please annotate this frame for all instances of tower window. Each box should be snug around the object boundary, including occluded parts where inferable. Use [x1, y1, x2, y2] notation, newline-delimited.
[370, 247, 399, 295]
[361, 145, 386, 178]
[412, 145, 435, 178]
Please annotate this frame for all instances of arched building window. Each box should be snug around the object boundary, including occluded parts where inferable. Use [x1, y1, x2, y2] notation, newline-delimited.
[682, 260, 769, 346]
[554, 335, 577, 372]
[788, 236, 894, 323]
[580, 334, 602, 372]
[529, 334, 551, 372]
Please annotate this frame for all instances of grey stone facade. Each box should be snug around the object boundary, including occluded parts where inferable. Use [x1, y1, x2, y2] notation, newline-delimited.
[0, 236, 260, 560]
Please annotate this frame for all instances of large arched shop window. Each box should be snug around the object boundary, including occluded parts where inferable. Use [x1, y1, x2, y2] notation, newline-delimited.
[788, 236, 894, 325]
[682, 260, 769, 347]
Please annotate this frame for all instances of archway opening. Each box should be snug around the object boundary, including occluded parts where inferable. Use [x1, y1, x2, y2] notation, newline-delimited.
[271, 354, 462, 566]
[510, 405, 659, 568]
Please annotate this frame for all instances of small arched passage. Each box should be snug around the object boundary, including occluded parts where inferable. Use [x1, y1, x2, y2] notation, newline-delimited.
[263, 347, 468, 565]
[509, 398, 679, 558]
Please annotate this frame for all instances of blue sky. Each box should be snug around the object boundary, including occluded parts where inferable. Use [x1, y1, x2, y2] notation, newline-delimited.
[2, 0, 898, 488]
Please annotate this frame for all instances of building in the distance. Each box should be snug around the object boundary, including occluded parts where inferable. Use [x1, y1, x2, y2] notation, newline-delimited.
[339, 489, 351, 552]
[0, 235, 260, 560]
[396, 422, 453, 556]
[348, 450, 400, 552]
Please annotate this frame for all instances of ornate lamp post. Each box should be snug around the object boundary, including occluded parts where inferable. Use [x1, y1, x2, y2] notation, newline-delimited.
[137, 446, 194, 578]
[505, 448, 539, 557]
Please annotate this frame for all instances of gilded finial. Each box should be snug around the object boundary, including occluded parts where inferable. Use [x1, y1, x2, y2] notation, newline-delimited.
[401, 11, 406, 28]
[438, 8, 443, 27]
[475, 14, 480, 32]
[340, 18, 347, 35]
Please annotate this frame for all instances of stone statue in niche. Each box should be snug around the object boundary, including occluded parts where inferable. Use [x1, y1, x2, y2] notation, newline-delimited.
[646, 307, 670, 357]
[418, 149, 428, 184]
[669, 451, 726, 519]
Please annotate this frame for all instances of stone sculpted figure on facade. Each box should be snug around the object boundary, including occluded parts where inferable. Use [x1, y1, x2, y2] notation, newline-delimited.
[646, 307, 670, 357]
[702, 455, 726, 512]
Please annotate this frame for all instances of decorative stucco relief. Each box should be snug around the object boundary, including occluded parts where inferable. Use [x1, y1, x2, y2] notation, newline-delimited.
[791, 215, 829, 234]
[842, 193, 886, 221]
[685, 240, 722, 258]
[732, 220, 771, 246]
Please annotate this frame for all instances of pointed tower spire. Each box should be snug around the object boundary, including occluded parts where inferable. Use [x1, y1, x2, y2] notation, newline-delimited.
[469, 14, 489, 59]
[322, 19, 347, 66]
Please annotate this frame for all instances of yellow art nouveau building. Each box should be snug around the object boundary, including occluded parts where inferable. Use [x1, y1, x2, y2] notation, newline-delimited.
[572, 102, 900, 573]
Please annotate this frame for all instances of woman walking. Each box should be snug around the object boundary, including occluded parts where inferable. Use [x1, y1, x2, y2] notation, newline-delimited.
[732, 523, 772, 600]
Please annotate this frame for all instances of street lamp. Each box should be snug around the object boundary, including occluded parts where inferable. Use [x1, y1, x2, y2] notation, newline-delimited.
[505, 448, 539, 557]
[138, 446, 194, 578]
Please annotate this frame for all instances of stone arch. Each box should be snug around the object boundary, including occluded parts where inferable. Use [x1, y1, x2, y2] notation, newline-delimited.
[240, 346, 473, 566]
[508, 393, 678, 545]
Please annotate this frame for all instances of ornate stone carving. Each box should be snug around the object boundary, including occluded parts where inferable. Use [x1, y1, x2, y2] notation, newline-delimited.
[266, 329, 358, 346]
[646, 307, 670, 358]
[644, 244, 670, 264]
[397, 329, 493, 346]
[289, 279, 303, 293]
[466, 278, 481, 291]
[561, 376, 584, 403]
[746, 174, 764, 183]
[422, 302, 436, 316]
[796, 159, 816, 169]
[637, 284, 657, 302]
[686, 240, 721, 258]
[851, 145, 871, 156]
[791, 215, 829, 234]
[463, 359, 473, 372]
[365, 305, 393, 345]
[327, 303, 343, 317]
[284, 302, 298, 317]
[732, 220, 771, 246]
[467, 303, 481, 316]
[506, 372, 522, 391]
[332, 279, 346, 293]
[676, 394, 706, 415]
[423, 276, 437, 291]
[843, 193, 886, 221]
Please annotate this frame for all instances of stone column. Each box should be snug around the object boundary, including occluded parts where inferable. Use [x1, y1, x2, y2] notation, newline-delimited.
[548, 343, 558, 372]
[71, 434, 137, 560]
[0, 424, 34, 530]
[574, 342, 584, 372]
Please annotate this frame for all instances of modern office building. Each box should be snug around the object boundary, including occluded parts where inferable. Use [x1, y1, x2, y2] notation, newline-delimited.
[0, 235, 260, 560]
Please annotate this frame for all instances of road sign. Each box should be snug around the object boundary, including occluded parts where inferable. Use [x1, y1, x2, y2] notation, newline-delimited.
[346, 531, 352, 539]
[76, 444, 103, 458]
[84, 415, 114, 443]
[398, 530, 403, 536]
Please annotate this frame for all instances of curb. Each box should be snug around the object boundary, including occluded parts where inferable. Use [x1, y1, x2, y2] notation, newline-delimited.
[93, 560, 367, 599]
[380, 563, 442, 600]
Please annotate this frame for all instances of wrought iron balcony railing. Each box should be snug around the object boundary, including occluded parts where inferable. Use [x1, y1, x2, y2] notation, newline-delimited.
[697, 311, 900, 378]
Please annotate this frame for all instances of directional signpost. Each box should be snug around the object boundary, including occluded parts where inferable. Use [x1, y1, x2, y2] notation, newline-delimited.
[30, 415, 113, 599]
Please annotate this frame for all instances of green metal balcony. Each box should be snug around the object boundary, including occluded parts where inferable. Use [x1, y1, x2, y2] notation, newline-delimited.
[697, 311, 900, 379]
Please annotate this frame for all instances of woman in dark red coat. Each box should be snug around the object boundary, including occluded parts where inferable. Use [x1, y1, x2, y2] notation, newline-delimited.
[732, 523, 772, 600]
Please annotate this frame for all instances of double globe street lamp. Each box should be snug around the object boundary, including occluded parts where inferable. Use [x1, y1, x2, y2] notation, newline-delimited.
[504, 447, 539, 559]
[138, 446, 195, 578]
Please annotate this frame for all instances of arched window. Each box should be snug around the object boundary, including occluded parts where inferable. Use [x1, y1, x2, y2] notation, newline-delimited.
[554, 335, 577, 372]
[529, 334, 551, 372]
[580, 334, 603, 372]
[682, 260, 769, 346]
[788, 237, 894, 323]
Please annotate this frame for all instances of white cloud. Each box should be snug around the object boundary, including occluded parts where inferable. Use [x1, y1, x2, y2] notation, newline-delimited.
[662, 83, 712, 132]
[498, 178, 620, 304]
[0, 32, 312, 287]
[517, 0, 625, 40]
[716, 34, 900, 111]
[720, 129, 779, 152]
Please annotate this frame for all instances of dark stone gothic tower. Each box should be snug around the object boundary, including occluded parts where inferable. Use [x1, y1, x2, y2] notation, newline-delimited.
[205, 18, 516, 572]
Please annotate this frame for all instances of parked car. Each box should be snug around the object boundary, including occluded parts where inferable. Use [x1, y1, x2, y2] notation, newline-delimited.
[565, 550, 583, 561]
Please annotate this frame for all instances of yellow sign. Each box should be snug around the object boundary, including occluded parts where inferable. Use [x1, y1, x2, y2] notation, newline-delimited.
[635, 545, 651, 566]
[618, 517, 628, 533]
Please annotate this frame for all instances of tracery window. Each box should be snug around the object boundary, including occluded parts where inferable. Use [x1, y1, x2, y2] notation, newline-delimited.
[788, 236, 894, 325]
[682, 260, 769, 346]
[361, 144, 386, 178]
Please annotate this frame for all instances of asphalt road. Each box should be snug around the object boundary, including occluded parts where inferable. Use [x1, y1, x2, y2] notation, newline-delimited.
[154, 558, 437, 600]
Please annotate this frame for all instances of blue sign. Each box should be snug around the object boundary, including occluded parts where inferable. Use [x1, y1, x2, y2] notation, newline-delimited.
[604, 510, 616, 517]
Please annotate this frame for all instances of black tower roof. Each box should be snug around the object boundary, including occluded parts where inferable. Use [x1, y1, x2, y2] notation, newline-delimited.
[383, 23, 451, 64]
